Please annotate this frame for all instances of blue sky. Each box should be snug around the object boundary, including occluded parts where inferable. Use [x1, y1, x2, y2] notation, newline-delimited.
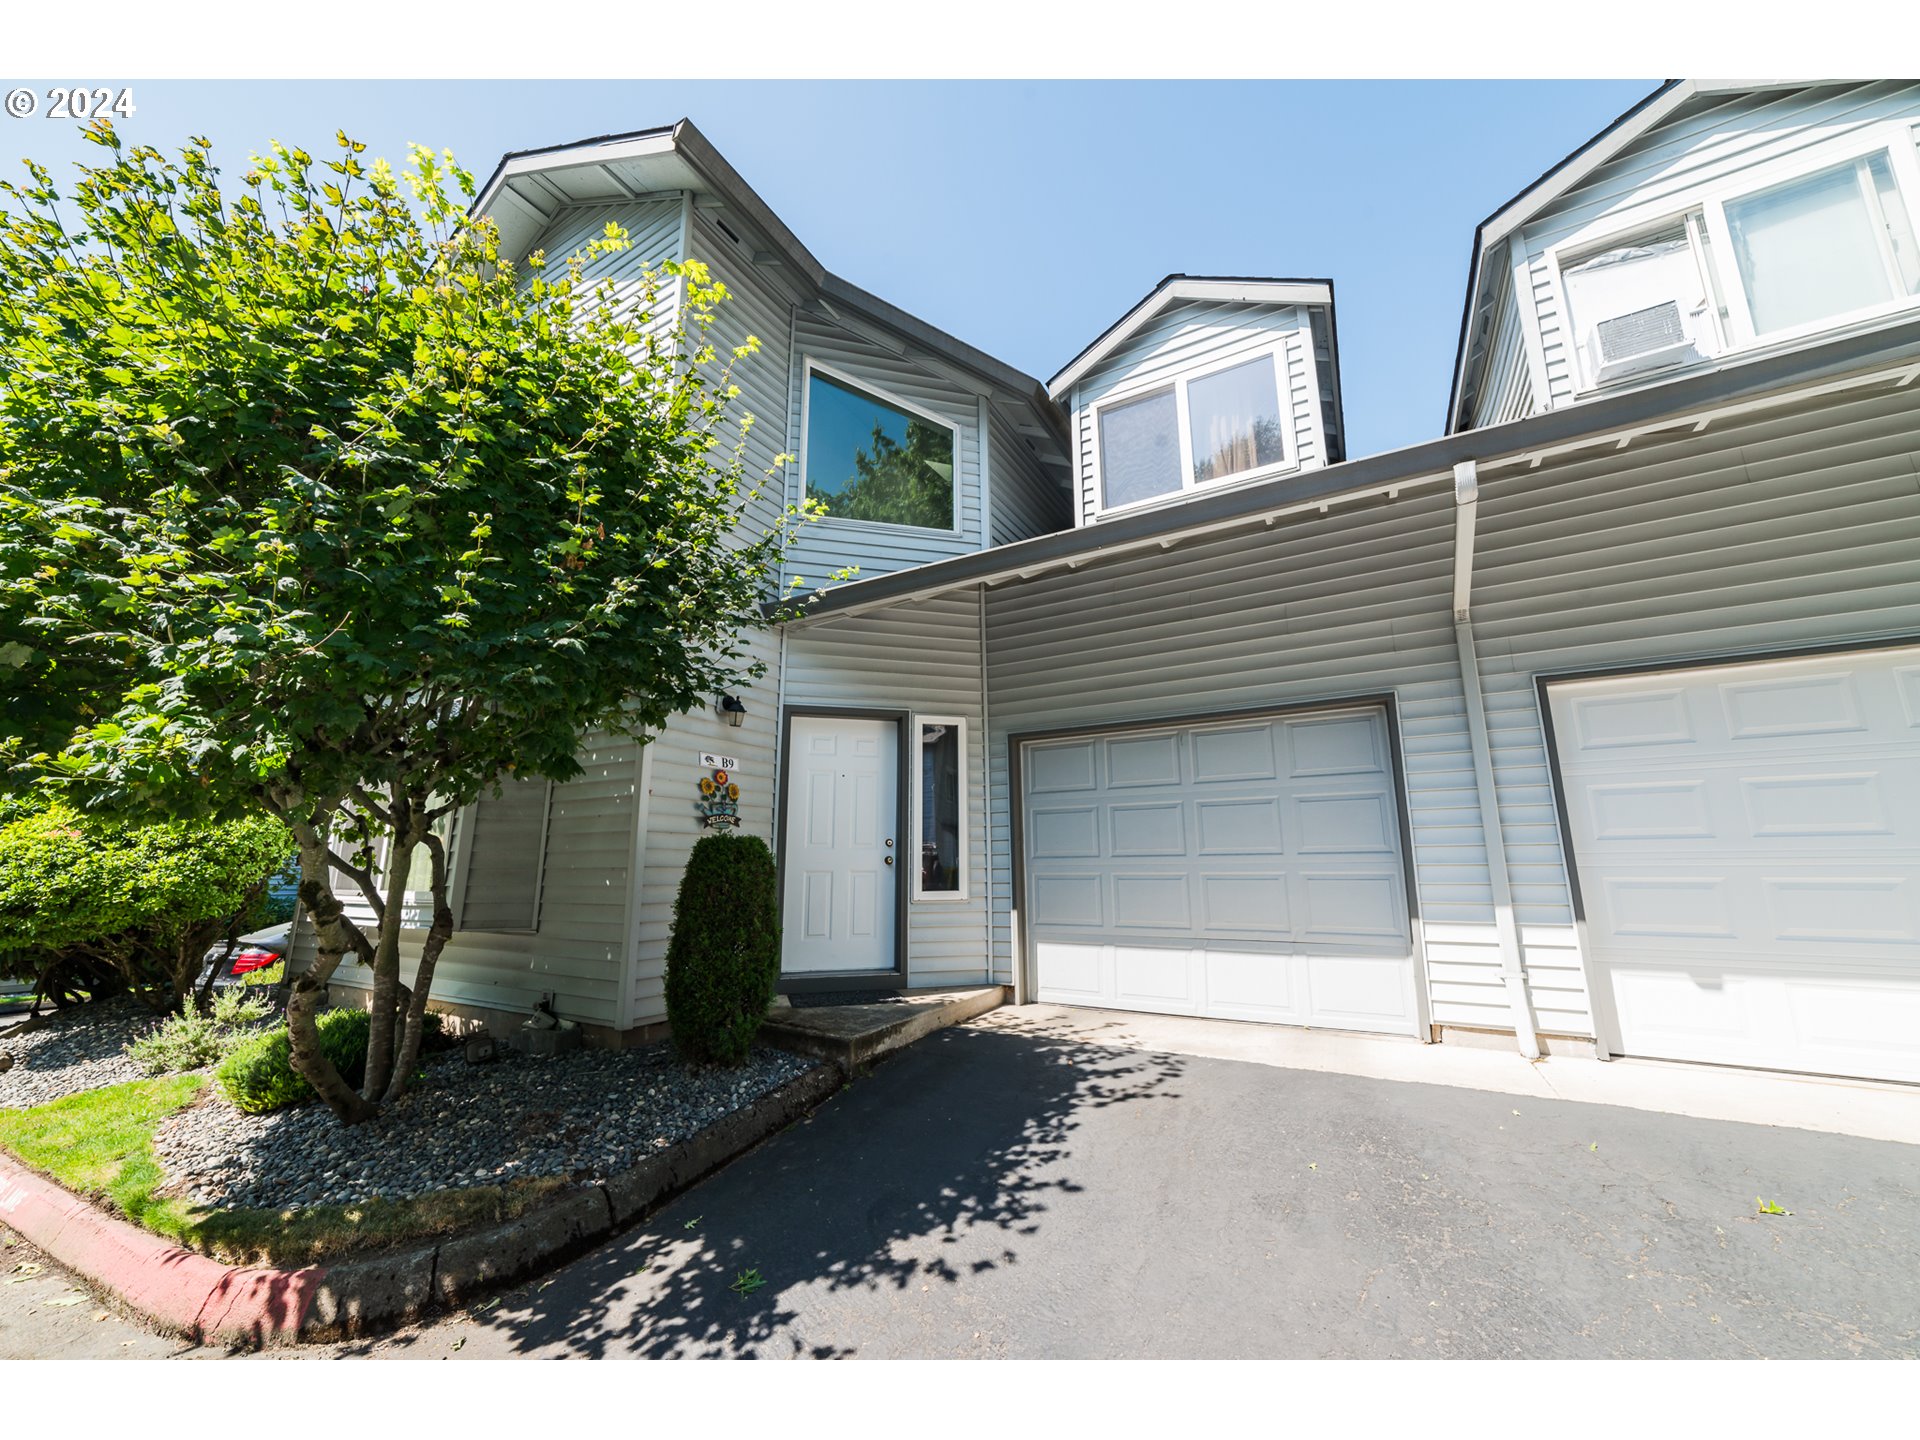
[5, 80, 1654, 455]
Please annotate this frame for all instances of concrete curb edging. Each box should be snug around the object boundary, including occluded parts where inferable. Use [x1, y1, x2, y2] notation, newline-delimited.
[0, 1059, 843, 1346]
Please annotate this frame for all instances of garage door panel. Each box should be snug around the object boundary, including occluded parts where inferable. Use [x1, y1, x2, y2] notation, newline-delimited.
[1110, 872, 1191, 931]
[1030, 805, 1100, 859]
[1306, 952, 1418, 1029]
[1105, 732, 1181, 788]
[1191, 724, 1279, 783]
[1299, 871, 1408, 942]
[1025, 705, 1416, 1036]
[1286, 712, 1388, 776]
[1204, 950, 1305, 1023]
[1550, 645, 1920, 1083]
[1200, 874, 1291, 935]
[1295, 790, 1398, 853]
[1109, 802, 1187, 856]
[1195, 796, 1285, 854]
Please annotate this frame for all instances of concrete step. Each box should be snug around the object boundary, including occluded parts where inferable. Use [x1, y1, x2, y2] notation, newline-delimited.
[760, 986, 1008, 1070]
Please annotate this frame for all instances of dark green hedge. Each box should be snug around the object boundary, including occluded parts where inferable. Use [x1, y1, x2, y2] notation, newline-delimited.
[664, 833, 780, 1065]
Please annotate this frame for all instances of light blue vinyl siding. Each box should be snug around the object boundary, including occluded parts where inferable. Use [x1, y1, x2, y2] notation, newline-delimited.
[985, 377, 1920, 1040]
[781, 591, 991, 988]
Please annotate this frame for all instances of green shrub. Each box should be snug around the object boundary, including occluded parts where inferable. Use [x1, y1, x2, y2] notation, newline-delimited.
[0, 801, 289, 1011]
[241, 960, 285, 990]
[124, 992, 272, 1076]
[664, 833, 781, 1066]
[215, 1005, 446, 1114]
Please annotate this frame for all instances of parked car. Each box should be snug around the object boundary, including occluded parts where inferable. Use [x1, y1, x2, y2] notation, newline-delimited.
[202, 922, 291, 989]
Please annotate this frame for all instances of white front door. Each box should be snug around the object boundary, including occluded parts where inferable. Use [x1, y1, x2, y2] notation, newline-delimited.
[1549, 646, 1920, 1082]
[783, 715, 900, 974]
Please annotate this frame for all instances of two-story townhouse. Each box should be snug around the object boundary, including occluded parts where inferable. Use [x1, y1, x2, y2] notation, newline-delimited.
[299, 81, 1920, 1089]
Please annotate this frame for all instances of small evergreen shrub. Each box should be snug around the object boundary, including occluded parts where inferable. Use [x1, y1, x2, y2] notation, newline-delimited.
[215, 1007, 444, 1113]
[240, 960, 285, 989]
[664, 833, 781, 1066]
[123, 991, 272, 1076]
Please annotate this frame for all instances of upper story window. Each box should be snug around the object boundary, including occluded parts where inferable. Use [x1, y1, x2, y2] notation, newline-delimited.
[1094, 348, 1290, 513]
[1558, 129, 1920, 392]
[802, 363, 957, 532]
[1725, 152, 1920, 336]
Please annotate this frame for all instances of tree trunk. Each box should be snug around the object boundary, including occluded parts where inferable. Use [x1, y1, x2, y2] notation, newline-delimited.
[361, 805, 419, 1104]
[286, 825, 376, 1126]
[383, 831, 454, 1104]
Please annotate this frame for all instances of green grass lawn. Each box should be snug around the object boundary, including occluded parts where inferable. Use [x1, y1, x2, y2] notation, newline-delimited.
[0, 1076, 565, 1267]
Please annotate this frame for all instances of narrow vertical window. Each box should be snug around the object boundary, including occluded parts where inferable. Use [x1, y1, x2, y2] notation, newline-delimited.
[915, 718, 966, 900]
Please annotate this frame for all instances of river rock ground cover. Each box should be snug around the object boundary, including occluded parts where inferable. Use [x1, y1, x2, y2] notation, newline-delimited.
[152, 1039, 817, 1211]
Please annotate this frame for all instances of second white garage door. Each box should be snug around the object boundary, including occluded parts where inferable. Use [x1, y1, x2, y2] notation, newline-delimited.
[1020, 705, 1418, 1035]
[1549, 645, 1920, 1083]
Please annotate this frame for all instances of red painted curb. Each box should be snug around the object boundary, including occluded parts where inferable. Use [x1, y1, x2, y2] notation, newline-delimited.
[0, 1150, 324, 1344]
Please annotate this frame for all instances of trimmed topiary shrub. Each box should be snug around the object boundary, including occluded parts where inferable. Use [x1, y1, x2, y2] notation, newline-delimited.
[664, 833, 781, 1066]
[215, 1006, 446, 1114]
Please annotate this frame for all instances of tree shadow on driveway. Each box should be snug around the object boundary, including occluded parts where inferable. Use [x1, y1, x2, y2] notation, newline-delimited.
[453, 1011, 1186, 1358]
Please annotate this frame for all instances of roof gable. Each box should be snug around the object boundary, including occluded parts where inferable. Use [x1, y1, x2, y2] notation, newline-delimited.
[1049, 275, 1334, 398]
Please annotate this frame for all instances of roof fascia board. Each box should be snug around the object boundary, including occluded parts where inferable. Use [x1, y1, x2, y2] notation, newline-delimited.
[1049, 277, 1334, 396]
[793, 313, 1920, 623]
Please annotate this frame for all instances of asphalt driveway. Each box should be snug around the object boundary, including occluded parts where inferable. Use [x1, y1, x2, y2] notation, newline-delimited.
[299, 1007, 1920, 1360]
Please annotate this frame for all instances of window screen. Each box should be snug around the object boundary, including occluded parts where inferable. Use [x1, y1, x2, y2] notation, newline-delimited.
[1187, 355, 1286, 482]
[1098, 388, 1181, 508]
[805, 371, 956, 530]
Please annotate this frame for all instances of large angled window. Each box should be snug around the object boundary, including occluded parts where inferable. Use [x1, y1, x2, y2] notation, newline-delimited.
[804, 370, 956, 530]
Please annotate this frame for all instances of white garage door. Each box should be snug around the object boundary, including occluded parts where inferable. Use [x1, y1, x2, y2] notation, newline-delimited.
[1020, 705, 1417, 1034]
[1549, 646, 1920, 1083]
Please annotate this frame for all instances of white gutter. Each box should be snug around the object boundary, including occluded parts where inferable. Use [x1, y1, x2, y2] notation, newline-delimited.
[1450, 460, 1541, 1060]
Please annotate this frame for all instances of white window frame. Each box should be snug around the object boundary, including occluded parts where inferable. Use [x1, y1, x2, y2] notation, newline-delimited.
[1548, 119, 1920, 392]
[911, 714, 969, 903]
[797, 356, 964, 536]
[1088, 340, 1296, 519]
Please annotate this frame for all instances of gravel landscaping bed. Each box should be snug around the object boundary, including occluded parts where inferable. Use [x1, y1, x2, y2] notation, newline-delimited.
[153, 1040, 818, 1211]
[0, 998, 160, 1109]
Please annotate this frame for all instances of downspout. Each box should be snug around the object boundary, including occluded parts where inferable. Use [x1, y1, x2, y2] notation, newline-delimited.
[978, 584, 995, 992]
[1451, 460, 1542, 1059]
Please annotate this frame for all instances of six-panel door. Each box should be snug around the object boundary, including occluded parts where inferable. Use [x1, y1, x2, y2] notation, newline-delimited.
[782, 716, 900, 974]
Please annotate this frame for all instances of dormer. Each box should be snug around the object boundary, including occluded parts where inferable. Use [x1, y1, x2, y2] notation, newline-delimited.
[1451, 80, 1920, 432]
[1049, 276, 1344, 527]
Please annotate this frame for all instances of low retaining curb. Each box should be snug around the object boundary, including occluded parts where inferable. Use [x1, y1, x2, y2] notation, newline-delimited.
[0, 1059, 843, 1346]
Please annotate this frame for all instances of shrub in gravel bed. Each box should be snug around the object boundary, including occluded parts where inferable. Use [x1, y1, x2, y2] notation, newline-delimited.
[123, 991, 274, 1076]
[665, 833, 780, 1066]
[216, 1006, 446, 1114]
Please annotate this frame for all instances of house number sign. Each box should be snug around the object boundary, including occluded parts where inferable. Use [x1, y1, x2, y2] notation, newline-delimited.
[697, 758, 742, 829]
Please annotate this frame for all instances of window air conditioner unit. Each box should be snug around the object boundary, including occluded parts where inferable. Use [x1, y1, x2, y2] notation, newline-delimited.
[1590, 299, 1701, 384]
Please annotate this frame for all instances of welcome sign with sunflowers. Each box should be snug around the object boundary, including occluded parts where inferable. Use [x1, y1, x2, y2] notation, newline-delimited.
[696, 757, 743, 829]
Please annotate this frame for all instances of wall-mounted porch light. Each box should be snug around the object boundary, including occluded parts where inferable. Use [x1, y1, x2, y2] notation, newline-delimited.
[718, 694, 747, 728]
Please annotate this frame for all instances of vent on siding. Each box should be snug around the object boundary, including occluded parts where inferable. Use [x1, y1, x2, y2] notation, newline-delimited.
[459, 776, 553, 933]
